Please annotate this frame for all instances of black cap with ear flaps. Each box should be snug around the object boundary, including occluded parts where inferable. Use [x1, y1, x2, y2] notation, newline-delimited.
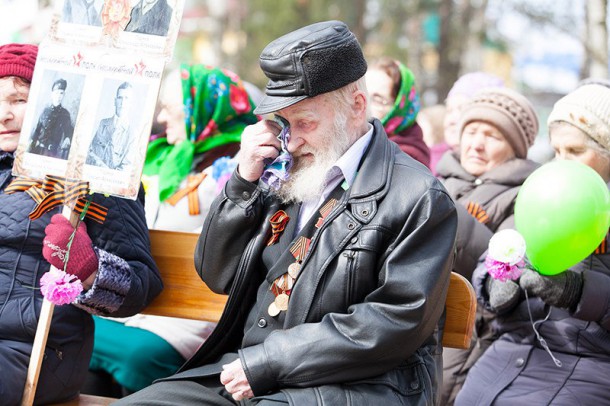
[254, 20, 368, 115]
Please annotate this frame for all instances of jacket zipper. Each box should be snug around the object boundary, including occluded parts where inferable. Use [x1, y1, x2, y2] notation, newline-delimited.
[343, 251, 356, 304]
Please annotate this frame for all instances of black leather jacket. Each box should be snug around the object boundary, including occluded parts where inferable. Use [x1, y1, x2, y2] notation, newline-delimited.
[189, 120, 457, 405]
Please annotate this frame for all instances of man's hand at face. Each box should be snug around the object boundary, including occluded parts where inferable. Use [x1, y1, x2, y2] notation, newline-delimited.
[238, 120, 282, 182]
[220, 359, 254, 401]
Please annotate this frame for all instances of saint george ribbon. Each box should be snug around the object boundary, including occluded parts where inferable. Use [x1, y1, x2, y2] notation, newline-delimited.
[5, 175, 108, 223]
[165, 172, 208, 215]
[267, 209, 290, 246]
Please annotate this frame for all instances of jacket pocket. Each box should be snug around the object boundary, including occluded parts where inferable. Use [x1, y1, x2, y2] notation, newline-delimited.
[347, 362, 424, 396]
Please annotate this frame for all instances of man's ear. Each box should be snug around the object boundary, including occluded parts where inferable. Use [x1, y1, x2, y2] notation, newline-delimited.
[352, 90, 367, 119]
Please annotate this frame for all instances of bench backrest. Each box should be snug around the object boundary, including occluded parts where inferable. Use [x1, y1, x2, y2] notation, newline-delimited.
[145, 230, 476, 349]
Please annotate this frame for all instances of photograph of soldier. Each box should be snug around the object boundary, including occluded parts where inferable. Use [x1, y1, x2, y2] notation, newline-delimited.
[62, 0, 103, 26]
[125, 0, 173, 37]
[28, 78, 74, 159]
[86, 80, 139, 170]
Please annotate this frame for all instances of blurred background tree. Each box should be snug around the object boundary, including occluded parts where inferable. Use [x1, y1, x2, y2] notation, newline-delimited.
[2, 0, 608, 106]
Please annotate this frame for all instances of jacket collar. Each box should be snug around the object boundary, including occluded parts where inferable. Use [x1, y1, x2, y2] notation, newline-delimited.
[347, 119, 393, 201]
[344, 119, 394, 224]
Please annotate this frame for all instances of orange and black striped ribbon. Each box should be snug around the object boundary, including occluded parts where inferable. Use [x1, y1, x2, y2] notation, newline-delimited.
[165, 172, 207, 216]
[5, 176, 108, 223]
[289, 236, 311, 262]
[466, 201, 490, 224]
[594, 230, 609, 255]
[315, 198, 338, 228]
[267, 210, 290, 246]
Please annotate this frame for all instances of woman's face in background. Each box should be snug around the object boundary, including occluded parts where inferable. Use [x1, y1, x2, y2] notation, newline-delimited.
[460, 120, 515, 176]
[365, 68, 394, 121]
[550, 123, 610, 183]
[157, 71, 187, 145]
[444, 94, 470, 153]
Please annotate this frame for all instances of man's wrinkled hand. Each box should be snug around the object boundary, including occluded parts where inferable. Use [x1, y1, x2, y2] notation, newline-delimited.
[238, 120, 282, 182]
[220, 359, 253, 401]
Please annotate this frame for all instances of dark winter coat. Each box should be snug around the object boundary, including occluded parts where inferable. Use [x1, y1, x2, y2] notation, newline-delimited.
[389, 122, 431, 169]
[436, 152, 539, 405]
[0, 151, 162, 405]
[181, 120, 457, 405]
[457, 239, 610, 405]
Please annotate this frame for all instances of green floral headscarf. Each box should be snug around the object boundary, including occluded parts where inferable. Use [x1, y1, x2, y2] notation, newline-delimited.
[144, 65, 258, 201]
[380, 61, 420, 135]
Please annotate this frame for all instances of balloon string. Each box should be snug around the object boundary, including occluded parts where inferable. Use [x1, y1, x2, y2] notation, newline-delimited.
[525, 290, 563, 368]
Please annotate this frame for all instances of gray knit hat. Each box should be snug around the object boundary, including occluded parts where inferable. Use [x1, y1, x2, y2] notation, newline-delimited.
[547, 84, 610, 150]
[459, 87, 539, 159]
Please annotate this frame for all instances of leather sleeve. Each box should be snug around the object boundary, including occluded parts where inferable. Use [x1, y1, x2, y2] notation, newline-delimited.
[195, 170, 264, 294]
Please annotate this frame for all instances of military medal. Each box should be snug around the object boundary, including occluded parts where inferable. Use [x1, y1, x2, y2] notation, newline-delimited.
[288, 262, 301, 278]
[268, 301, 280, 317]
[274, 293, 289, 311]
[267, 196, 339, 316]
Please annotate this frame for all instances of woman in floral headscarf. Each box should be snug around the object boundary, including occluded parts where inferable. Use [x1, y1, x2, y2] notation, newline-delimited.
[143, 65, 258, 230]
[86, 66, 259, 396]
[365, 57, 430, 167]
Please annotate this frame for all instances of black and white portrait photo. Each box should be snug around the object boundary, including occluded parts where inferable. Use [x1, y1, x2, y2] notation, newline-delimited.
[86, 79, 147, 171]
[125, 0, 174, 37]
[62, 0, 104, 26]
[28, 70, 84, 160]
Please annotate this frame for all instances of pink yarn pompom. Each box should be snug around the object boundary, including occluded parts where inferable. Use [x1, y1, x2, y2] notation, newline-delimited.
[485, 256, 525, 282]
[40, 268, 83, 305]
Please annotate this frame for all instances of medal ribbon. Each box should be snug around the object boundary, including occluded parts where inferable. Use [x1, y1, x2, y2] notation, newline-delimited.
[269, 196, 341, 316]
[267, 210, 290, 246]
[5, 175, 108, 223]
[165, 172, 208, 215]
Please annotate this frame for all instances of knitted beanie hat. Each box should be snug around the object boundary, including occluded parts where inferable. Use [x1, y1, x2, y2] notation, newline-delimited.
[447, 72, 505, 100]
[547, 84, 610, 150]
[0, 43, 38, 82]
[459, 87, 539, 159]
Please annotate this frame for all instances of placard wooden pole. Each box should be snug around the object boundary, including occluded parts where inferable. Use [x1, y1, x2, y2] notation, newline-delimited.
[21, 206, 78, 406]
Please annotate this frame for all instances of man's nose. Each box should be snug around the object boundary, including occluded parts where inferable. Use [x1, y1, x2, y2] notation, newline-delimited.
[287, 133, 304, 154]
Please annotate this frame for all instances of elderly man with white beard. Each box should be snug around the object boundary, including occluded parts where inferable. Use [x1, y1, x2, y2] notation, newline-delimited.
[116, 20, 457, 406]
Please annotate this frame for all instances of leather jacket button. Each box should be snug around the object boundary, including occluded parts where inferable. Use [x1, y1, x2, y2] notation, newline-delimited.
[361, 209, 369, 216]
[347, 222, 355, 230]
[351, 236, 358, 244]
[515, 357, 525, 367]
[410, 381, 419, 390]
[474, 178, 483, 185]
[242, 191, 251, 200]
[257, 318, 267, 328]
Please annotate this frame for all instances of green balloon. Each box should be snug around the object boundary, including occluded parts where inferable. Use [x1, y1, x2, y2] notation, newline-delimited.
[515, 160, 610, 275]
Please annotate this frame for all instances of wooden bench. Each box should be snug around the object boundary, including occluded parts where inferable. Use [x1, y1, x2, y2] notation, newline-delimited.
[34, 230, 476, 405]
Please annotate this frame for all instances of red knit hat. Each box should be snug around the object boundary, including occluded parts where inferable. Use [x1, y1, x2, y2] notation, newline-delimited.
[0, 43, 38, 82]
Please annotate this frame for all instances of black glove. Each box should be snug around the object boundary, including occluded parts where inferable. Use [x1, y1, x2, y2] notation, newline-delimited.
[486, 277, 521, 314]
[519, 268, 583, 310]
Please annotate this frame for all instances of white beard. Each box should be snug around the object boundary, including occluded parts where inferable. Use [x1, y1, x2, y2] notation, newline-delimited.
[273, 113, 353, 204]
